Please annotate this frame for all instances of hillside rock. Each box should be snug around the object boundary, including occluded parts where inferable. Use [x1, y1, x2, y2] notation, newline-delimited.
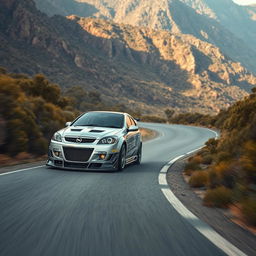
[34, 0, 256, 74]
[0, 0, 256, 115]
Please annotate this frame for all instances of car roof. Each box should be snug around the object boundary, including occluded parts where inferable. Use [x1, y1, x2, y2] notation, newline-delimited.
[87, 111, 129, 116]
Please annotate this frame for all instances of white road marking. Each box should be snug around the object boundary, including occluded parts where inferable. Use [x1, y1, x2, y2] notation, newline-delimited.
[206, 128, 219, 139]
[158, 173, 168, 185]
[168, 155, 185, 164]
[161, 186, 246, 256]
[185, 146, 204, 155]
[0, 126, 243, 255]
[159, 129, 246, 256]
[0, 165, 44, 176]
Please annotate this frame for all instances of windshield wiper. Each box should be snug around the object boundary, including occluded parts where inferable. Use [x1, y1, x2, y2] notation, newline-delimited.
[74, 124, 121, 128]
[105, 126, 122, 128]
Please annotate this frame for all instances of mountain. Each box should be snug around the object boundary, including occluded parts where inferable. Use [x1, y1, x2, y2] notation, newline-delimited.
[1, 0, 256, 115]
[34, 0, 97, 17]
[34, 0, 256, 74]
[180, 0, 256, 50]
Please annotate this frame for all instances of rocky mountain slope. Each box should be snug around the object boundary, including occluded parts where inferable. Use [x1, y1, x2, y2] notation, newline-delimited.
[34, 0, 256, 74]
[180, 0, 256, 50]
[1, 0, 256, 115]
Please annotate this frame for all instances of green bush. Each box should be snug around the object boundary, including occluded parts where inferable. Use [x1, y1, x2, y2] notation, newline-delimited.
[189, 171, 208, 188]
[203, 186, 233, 208]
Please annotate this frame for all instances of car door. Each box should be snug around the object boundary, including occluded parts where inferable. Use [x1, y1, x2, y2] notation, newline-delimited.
[130, 117, 141, 152]
[125, 116, 138, 157]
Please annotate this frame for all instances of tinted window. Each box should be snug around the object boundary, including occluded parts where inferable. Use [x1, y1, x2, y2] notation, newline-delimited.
[129, 116, 136, 126]
[126, 116, 133, 128]
[73, 112, 124, 128]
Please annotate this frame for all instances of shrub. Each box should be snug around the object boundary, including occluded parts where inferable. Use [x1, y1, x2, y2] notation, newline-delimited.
[203, 186, 233, 208]
[0, 154, 12, 165]
[208, 168, 219, 188]
[232, 183, 248, 201]
[216, 152, 232, 163]
[241, 197, 256, 226]
[201, 154, 213, 165]
[207, 162, 236, 189]
[192, 155, 203, 164]
[240, 141, 256, 184]
[15, 152, 33, 161]
[185, 160, 201, 171]
[205, 138, 218, 153]
[30, 137, 48, 155]
[189, 171, 208, 188]
[184, 168, 193, 176]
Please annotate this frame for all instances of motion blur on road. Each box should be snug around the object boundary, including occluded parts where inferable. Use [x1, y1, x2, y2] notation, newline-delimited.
[0, 123, 226, 256]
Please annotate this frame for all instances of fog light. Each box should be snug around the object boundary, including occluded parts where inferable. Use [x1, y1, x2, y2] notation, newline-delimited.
[53, 150, 62, 157]
[99, 154, 106, 160]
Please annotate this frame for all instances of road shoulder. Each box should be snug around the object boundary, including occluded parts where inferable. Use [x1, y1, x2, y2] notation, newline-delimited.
[167, 159, 256, 256]
[0, 161, 46, 175]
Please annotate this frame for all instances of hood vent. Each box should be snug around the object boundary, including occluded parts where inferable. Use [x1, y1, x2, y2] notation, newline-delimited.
[71, 129, 83, 132]
[89, 130, 104, 133]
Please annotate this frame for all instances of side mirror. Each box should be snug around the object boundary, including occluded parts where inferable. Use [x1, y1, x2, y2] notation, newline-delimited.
[65, 122, 71, 127]
[128, 125, 139, 132]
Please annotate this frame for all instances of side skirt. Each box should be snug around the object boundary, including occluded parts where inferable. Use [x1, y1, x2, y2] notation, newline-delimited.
[126, 155, 138, 165]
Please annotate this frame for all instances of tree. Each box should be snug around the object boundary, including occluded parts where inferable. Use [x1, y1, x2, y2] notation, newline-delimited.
[165, 108, 175, 121]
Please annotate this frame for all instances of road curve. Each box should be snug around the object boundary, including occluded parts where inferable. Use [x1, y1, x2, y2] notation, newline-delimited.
[0, 123, 224, 256]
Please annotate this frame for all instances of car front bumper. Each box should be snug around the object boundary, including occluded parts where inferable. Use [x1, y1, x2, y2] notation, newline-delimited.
[47, 140, 120, 171]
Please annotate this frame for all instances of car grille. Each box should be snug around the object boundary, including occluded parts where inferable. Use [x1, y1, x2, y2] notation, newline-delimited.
[65, 137, 96, 143]
[64, 161, 89, 168]
[63, 147, 93, 162]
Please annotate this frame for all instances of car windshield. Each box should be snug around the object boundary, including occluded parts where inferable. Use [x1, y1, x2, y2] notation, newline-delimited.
[72, 112, 124, 128]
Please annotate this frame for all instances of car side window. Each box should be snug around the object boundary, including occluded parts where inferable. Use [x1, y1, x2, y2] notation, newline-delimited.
[126, 116, 132, 128]
[130, 117, 137, 126]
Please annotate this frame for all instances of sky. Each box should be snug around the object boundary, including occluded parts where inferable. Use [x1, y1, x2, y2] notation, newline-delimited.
[233, 0, 256, 5]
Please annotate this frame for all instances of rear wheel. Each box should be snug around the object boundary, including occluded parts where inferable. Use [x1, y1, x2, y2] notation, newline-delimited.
[135, 143, 142, 165]
[117, 144, 126, 171]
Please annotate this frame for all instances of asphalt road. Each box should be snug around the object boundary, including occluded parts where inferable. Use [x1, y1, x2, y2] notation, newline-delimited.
[0, 123, 225, 256]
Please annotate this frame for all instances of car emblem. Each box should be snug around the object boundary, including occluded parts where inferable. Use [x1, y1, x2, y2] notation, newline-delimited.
[76, 137, 82, 143]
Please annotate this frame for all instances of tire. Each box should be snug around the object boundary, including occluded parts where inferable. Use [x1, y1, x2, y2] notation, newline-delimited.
[117, 144, 126, 171]
[135, 143, 142, 165]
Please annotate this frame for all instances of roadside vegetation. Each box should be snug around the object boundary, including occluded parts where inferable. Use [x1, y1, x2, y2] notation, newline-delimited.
[0, 68, 141, 166]
[183, 87, 256, 226]
[0, 68, 154, 167]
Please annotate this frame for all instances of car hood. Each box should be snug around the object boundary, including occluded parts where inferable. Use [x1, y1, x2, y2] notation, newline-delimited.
[59, 126, 123, 139]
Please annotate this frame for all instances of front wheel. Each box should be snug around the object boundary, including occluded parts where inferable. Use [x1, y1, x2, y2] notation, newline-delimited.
[135, 143, 142, 165]
[117, 144, 126, 171]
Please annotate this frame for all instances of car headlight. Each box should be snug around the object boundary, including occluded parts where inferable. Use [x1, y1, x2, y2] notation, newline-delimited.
[52, 132, 62, 142]
[98, 136, 118, 144]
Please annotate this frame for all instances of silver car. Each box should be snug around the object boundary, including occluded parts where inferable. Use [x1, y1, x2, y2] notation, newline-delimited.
[47, 111, 142, 171]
